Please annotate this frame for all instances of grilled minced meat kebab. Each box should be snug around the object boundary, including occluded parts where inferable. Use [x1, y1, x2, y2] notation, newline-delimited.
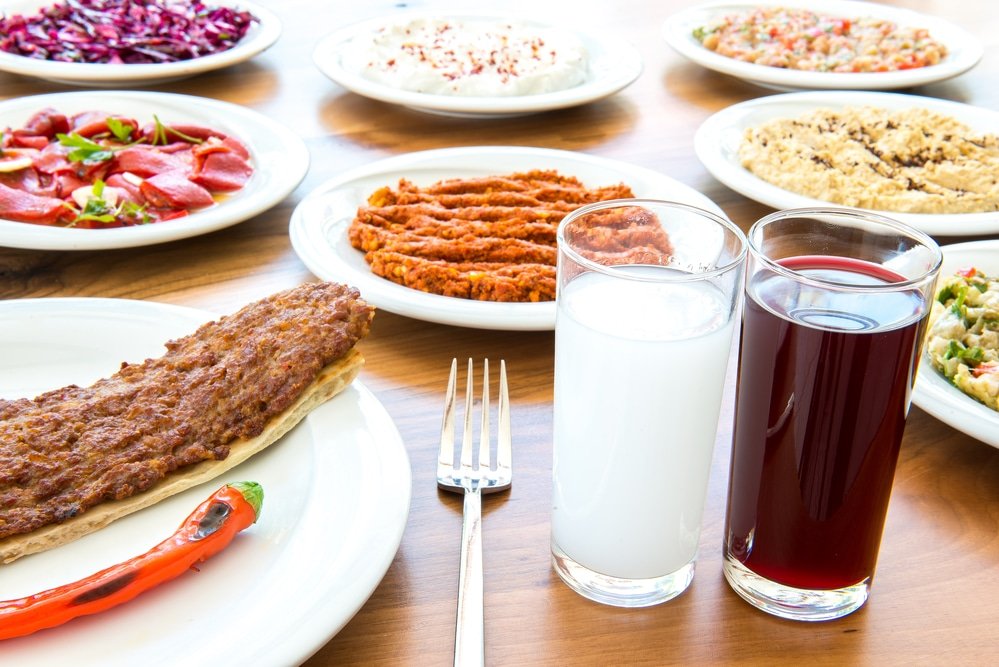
[0, 281, 373, 562]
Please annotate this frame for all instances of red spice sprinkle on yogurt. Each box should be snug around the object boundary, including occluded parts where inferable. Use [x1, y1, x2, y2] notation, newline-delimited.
[346, 18, 589, 96]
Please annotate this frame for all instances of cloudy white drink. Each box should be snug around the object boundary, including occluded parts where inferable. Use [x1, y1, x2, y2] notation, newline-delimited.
[552, 269, 736, 600]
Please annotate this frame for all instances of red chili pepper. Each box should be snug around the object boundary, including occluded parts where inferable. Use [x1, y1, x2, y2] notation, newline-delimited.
[0, 481, 263, 640]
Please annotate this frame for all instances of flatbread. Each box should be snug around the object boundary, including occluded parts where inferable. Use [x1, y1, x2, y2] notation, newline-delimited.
[0, 348, 364, 564]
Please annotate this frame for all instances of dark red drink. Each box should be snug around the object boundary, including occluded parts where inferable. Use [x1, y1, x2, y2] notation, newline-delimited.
[725, 255, 929, 591]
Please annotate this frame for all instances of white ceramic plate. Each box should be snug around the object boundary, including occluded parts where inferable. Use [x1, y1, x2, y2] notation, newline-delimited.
[312, 11, 642, 117]
[695, 90, 999, 236]
[0, 297, 410, 666]
[289, 146, 727, 331]
[0, 0, 281, 87]
[663, 0, 982, 91]
[0, 91, 309, 250]
[912, 241, 999, 450]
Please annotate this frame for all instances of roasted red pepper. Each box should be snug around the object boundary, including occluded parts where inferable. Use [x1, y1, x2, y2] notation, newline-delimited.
[0, 481, 263, 640]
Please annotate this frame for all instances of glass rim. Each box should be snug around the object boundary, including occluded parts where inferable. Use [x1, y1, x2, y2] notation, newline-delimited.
[748, 207, 943, 291]
[556, 198, 748, 283]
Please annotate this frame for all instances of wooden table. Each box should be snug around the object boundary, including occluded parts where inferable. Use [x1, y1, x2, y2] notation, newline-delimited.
[2, 0, 997, 664]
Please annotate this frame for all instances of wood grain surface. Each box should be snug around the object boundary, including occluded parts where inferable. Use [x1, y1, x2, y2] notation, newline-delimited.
[1, 0, 997, 664]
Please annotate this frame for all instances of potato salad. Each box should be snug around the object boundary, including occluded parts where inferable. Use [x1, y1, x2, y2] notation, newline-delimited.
[926, 267, 999, 411]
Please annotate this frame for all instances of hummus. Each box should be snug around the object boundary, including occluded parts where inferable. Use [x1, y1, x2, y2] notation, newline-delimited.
[926, 267, 999, 411]
[740, 106, 999, 214]
[343, 17, 589, 97]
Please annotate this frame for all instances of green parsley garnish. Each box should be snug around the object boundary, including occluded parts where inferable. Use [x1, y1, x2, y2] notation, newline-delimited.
[150, 115, 203, 146]
[57, 132, 115, 165]
[68, 181, 152, 226]
[58, 116, 142, 164]
[118, 200, 153, 225]
[106, 117, 136, 143]
[73, 180, 117, 224]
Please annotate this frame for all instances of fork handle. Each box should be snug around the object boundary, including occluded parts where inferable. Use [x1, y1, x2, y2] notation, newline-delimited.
[454, 488, 484, 667]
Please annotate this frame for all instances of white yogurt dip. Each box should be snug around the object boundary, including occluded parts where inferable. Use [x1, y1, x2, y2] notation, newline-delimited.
[343, 17, 589, 97]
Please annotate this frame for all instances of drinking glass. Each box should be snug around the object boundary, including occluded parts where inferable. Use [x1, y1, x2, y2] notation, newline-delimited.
[551, 199, 747, 607]
[723, 207, 942, 621]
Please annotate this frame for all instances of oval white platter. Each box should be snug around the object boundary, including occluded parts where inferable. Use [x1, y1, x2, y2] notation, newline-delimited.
[912, 240, 999, 450]
[0, 0, 281, 87]
[663, 0, 982, 91]
[289, 146, 727, 331]
[0, 297, 411, 666]
[0, 90, 309, 250]
[312, 11, 643, 117]
[694, 90, 999, 236]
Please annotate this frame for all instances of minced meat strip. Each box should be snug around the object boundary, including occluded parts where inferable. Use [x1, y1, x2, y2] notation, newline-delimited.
[352, 225, 558, 265]
[354, 208, 561, 244]
[367, 251, 557, 302]
[0, 281, 373, 540]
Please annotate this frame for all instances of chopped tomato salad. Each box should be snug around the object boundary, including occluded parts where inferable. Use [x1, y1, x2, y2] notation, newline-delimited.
[0, 108, 253, 228]
[693, 7, 947, 73]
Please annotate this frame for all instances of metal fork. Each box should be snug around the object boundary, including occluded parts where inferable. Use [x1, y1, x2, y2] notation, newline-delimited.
[437, 358, 512, 667]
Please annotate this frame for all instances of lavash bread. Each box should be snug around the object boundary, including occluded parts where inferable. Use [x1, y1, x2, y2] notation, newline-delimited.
[0, 347, 363, 564]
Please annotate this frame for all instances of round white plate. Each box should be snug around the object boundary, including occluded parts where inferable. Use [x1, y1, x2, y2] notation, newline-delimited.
[312, 11, 642, 117]
[912, 241, 999, 450]
[694, 90, 999, 236]
[289, 146, 727, 331]
[0, 91, 309, 250]
[0, 297, 410, 666]
[0, 0, 281, 87]
[663, 0, 982, 91]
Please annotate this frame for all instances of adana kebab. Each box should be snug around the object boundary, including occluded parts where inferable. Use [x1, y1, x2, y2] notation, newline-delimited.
[0, 281, 373, 564]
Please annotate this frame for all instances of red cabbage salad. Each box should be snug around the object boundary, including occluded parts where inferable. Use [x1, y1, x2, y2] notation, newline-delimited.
[0, 0, 257, 64]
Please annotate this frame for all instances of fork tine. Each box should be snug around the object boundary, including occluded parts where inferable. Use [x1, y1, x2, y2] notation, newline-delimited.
[479, 359, 490, 472]
[437, 358, 458, 482]
[460, 358, 474, 472]
[496, 360, 511, 477]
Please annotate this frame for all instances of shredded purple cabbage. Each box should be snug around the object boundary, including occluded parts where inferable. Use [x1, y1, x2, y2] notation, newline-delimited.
[0, 0, 258, 64]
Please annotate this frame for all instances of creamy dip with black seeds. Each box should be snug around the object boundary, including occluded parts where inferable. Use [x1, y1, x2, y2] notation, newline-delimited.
[740, 106, 999, 214]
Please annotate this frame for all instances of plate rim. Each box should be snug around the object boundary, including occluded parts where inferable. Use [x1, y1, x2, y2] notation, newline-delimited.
[0, 90, 309, 251]
[0, 0, 282, 85]
[694, 90, 999, 236]
[289, 145, 727, 331]
[311, 10, 643, 116]
[0, 295, 412, 665]
[662, 0, 983, 91]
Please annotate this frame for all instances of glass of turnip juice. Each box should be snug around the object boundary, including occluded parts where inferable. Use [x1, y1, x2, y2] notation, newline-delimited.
[551, 199, 747, 607]
[723, 208, 942, 621]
